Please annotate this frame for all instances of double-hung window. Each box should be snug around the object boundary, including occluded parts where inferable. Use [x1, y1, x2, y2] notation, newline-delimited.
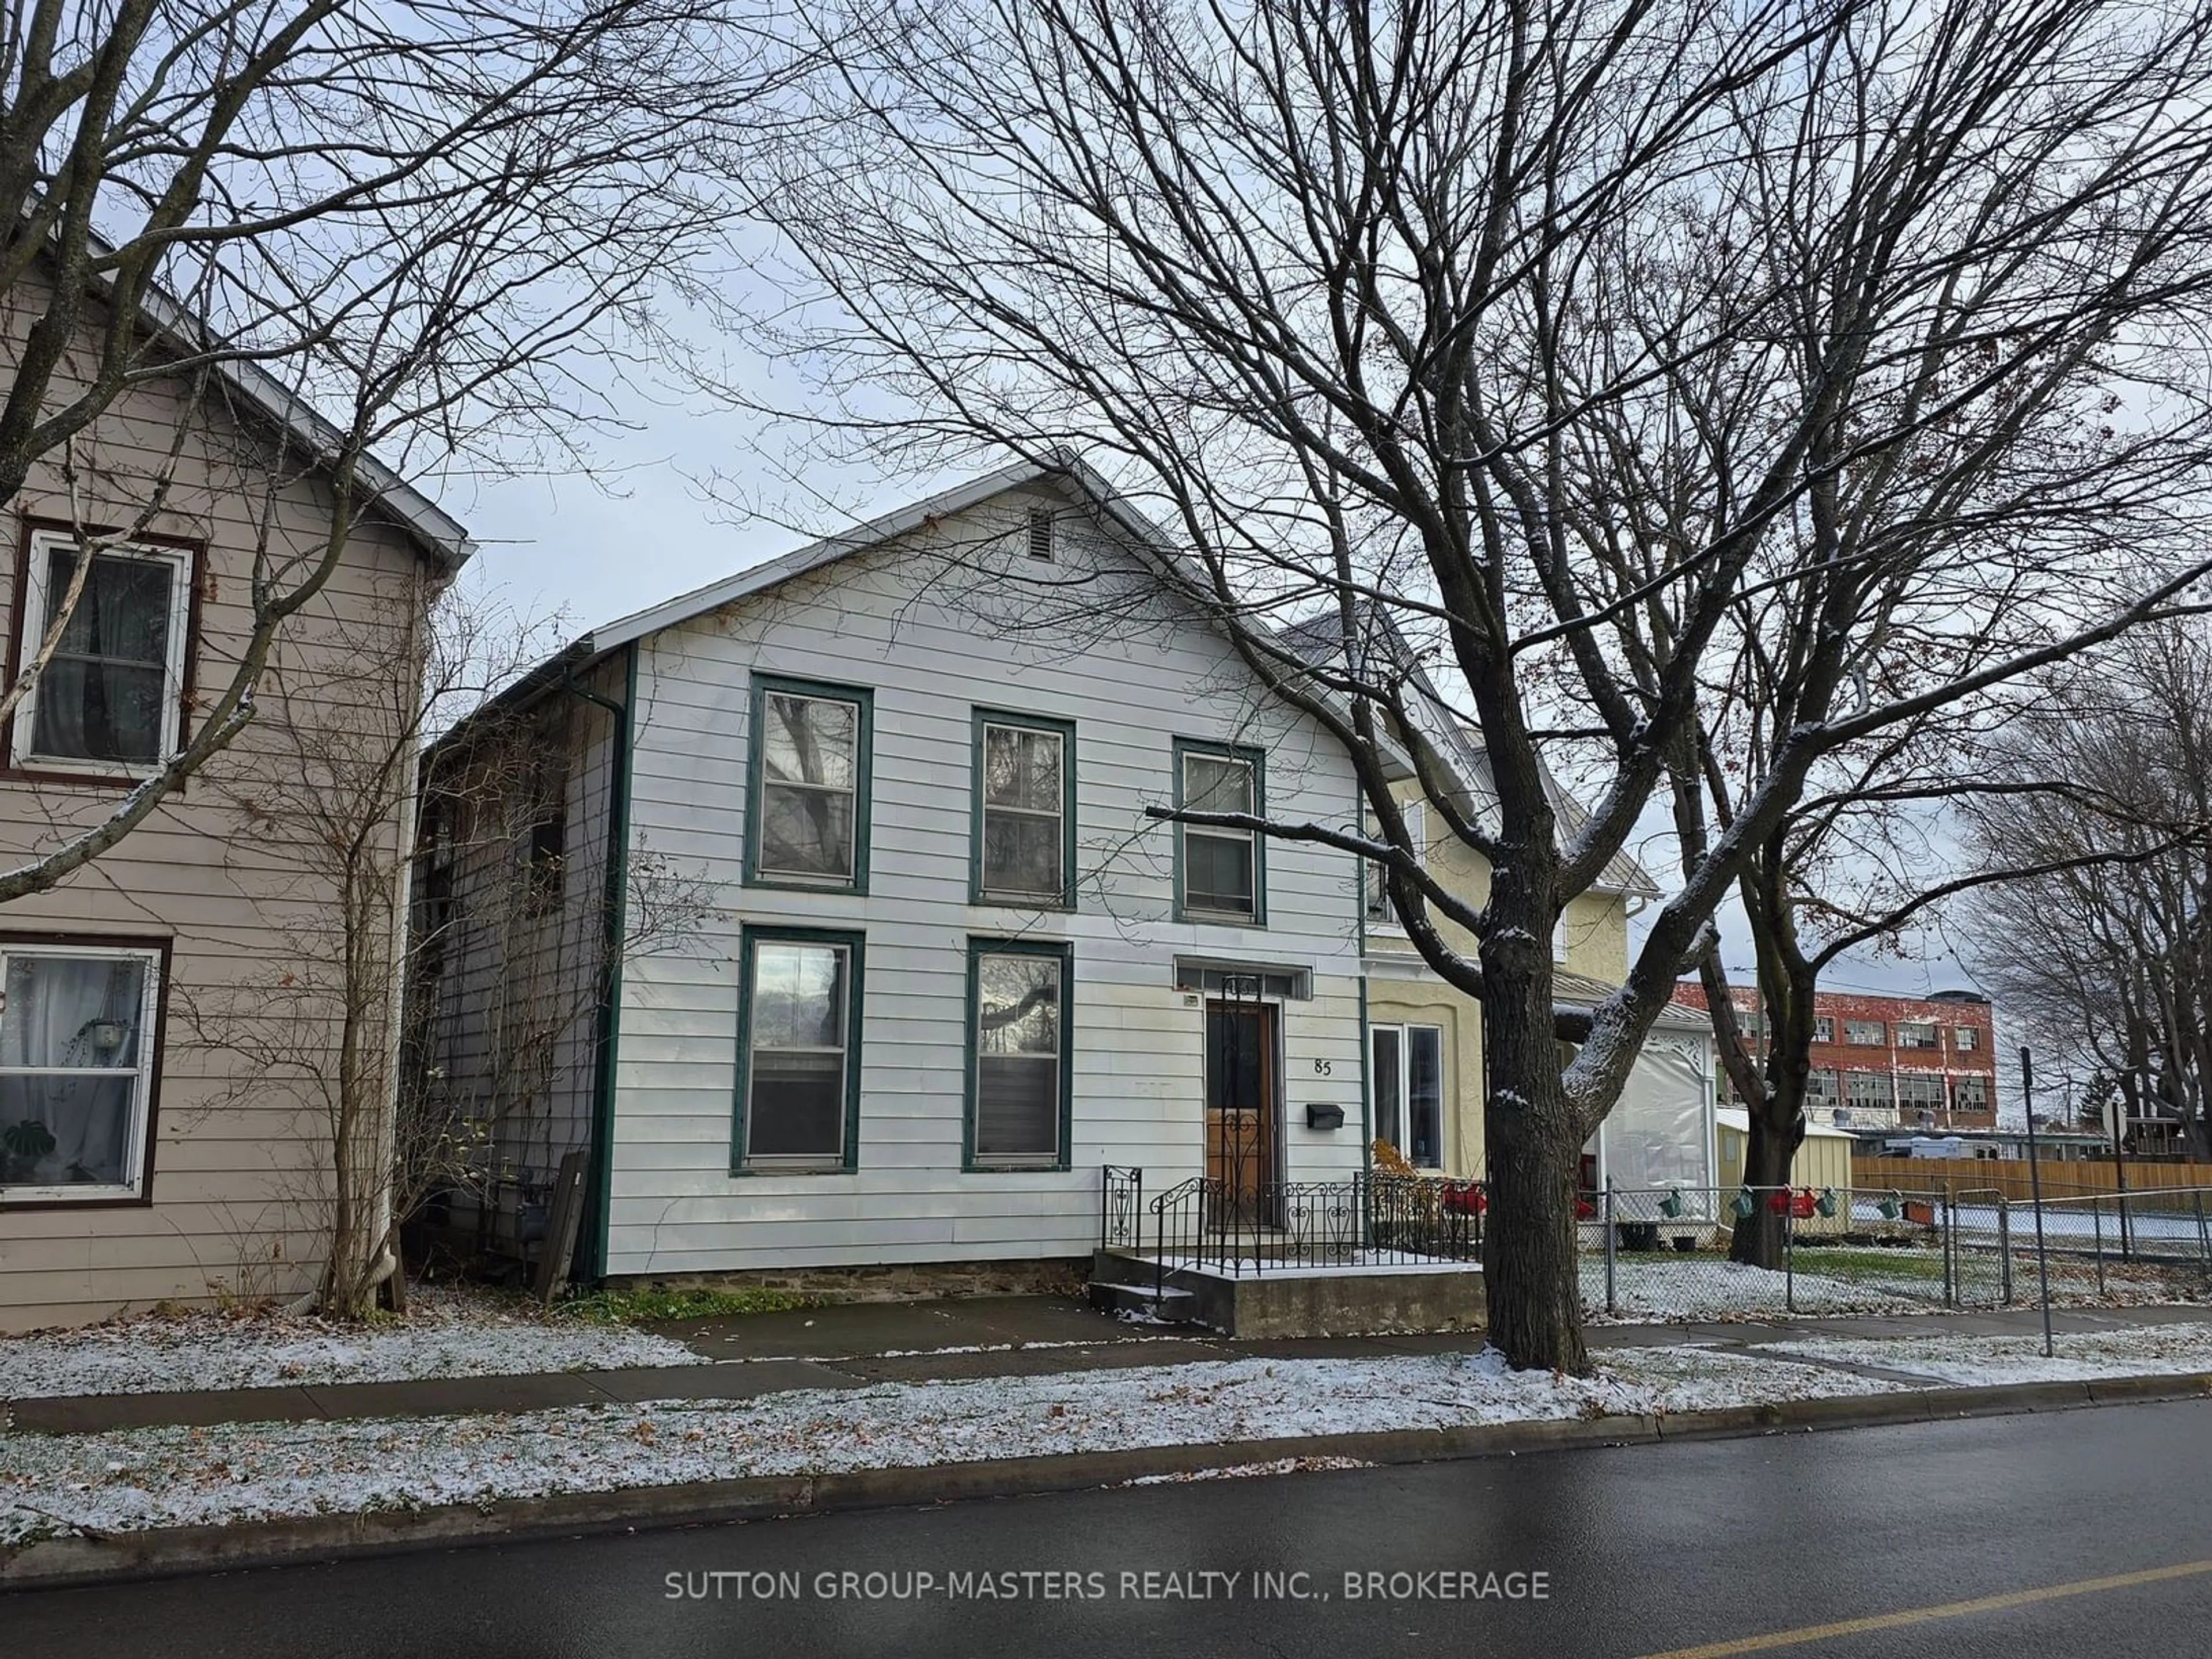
[974, 712, 1075, 906]
[734, 930, 863, 1172]
[747, 677, 872, 890]
[0, 941, 164, 1202]
[967, 941, 1071, 1168]
[12, 531, 193, 773]
[1176, 740, 1265, 923]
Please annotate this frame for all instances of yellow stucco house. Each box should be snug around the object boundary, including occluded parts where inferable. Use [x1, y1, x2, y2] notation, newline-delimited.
[1343, 694, 1714, 1195]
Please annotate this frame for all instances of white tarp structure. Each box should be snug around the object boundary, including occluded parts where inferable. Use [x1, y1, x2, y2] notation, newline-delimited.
[1588, 1028, 1717, 1195]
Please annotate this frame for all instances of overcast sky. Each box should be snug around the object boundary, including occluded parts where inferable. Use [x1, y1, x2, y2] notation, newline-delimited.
[434, 369, 1990, 1016]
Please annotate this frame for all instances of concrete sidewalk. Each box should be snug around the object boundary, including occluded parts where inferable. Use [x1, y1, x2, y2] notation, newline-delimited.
[10, 1294, 2210, 1437]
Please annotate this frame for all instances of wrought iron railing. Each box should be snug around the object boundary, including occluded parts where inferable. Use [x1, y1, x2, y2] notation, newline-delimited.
[1100, 1167, 1486, 1278]
[1100, 1164, 1143, 1252]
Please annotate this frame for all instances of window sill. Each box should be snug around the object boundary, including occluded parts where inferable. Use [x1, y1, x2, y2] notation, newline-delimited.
[741, 875, 868, 898]
[2, 758, 158, 790]
[965, 1160, 1069, 1174]
[0, 1184, 147, 1209]
[1177, 907, 1264, 927]
[730, 1162, 855, 1178]
[971, 892, 1077, 912]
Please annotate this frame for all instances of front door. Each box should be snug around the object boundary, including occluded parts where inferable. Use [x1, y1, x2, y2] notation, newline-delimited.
[1205, 999, 1278, 1228]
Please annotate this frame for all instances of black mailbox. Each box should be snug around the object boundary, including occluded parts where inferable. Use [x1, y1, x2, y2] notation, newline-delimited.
[1305, 1102, 1346, 1131]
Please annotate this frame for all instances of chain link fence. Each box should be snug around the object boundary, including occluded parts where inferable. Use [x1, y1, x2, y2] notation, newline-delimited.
[1584, 1181, 2212, 1321]
[1950, 1187, 2212, 1309]
[1586, 1183, 1987, 1319]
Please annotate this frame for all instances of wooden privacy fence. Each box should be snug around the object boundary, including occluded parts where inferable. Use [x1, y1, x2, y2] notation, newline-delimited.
[1850, 1156, 2212, 1203]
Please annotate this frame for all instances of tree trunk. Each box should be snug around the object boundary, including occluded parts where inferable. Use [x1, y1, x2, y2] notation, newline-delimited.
[1729, 1107, 1805, 1268]
[1480, 959, 1590, 1376]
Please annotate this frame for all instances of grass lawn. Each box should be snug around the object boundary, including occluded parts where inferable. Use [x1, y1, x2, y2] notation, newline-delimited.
[1789, 1247, 1946, 1282]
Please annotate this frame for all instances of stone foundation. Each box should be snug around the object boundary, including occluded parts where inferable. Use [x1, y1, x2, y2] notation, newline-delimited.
[603, 1257, 1092, 1304]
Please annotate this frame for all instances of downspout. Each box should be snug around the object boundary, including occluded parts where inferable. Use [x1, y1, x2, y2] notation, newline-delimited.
[558, 643, 637, 1285]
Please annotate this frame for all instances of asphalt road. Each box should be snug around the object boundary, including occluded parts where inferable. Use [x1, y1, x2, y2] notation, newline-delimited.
[12, 1399, 2212, 1659]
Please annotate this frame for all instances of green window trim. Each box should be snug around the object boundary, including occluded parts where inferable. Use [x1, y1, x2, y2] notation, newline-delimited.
[1171, 737, 1267, 927]
[730, 925, 866, 1175]
[742, 673, 874, 895]
[969, 707, 1078, 909]
[963, 937, 1075, 1173]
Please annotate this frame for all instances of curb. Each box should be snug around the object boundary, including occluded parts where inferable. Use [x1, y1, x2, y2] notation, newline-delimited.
[6, 1373, 2210, 1592]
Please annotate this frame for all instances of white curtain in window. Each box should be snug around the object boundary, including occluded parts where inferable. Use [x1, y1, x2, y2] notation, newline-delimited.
[0, 955, 144, 1185]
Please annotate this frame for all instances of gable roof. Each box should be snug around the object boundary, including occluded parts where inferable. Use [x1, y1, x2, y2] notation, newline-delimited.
[27, 219, 474, 573]
[131, 278, 472, 573]
[488, 458, 1404, 783]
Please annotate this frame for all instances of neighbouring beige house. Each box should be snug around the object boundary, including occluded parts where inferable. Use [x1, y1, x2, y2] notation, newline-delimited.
[1280, 611, 1715, 1190]
[0, 265, 469, 1331]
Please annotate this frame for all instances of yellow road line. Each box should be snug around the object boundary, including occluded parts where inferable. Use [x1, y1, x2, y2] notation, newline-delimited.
[1635, 1558, 2212, 1659]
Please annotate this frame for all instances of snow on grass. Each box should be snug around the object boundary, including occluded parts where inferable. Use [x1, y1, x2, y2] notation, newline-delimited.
[1581, 1257, 1926, 1322]
[0, 1346, 1888, 1546]
[0, 1289, 706, 1400]
[1762, 1320, 2212, 1387]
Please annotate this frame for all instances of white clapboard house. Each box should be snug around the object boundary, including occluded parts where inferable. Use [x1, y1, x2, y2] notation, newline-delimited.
[421, 460, 1395, 1286]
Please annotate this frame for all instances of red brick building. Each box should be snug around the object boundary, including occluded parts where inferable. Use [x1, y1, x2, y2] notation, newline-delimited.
[1671, 984, 1998, 1130]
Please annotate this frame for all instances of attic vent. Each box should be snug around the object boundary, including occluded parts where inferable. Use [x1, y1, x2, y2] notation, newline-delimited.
[1027, 507, 1055, 561]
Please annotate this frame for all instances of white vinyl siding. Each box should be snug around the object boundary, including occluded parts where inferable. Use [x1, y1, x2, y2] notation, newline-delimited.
[602, 487, 1366, 1275]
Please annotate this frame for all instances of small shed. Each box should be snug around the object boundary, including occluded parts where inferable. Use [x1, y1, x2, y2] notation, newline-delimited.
[1715, 1107, 1856, 1234]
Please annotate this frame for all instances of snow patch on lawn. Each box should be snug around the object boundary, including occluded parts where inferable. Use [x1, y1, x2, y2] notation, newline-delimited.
[0, 1346, 1883, 1544]
[1582, 1259, 1925, 1322]
[1763, 1320, 2212, 1387]
[0, 1293, 704, 1400]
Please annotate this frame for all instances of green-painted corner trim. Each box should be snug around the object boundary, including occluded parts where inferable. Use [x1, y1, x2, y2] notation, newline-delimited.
[580, 641, 638, 1283]
[1171, 736, 1267, 927]
[1358, 975, 1373, 1179]
[962, 935, 1075, 1172]
[742, 672, 874, 896]
[968, 706, 1078, 910]
[731, 924, 867, 1174]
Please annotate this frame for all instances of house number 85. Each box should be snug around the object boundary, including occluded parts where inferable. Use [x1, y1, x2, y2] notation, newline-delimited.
[1313, 1059, 1332, 1076]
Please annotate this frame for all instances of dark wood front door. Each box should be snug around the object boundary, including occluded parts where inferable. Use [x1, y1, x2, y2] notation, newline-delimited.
[1205, 999, 1278, 1227]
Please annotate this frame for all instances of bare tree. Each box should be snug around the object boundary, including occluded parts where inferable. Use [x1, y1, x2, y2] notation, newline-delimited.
[0, 0, 809, 903]
[1969, 623, 2212, 1159]
[747, 0, 2212, 1370]
[176, 589, 708, 1317]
